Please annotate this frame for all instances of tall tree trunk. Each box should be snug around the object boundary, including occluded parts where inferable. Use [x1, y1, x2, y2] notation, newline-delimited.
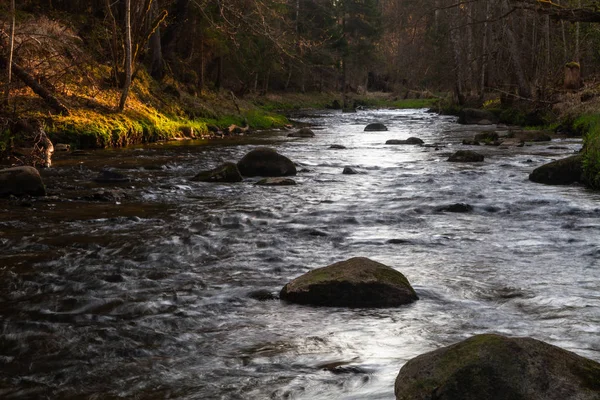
[118, 0, 132, 111]
[449, 5, 464, 104]
[502, 0, 531, 98]
[3, 0, 15, 109]
[149, 0, 164, 80]
[479, 0, 491, 100]
[575, 0, 582, 61]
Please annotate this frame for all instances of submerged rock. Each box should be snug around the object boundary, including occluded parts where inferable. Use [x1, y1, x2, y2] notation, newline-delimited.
[288, 128, 315, 138]
[386, 137, 424, 145]
[248, 289, 278, 301]
[436, 203, 473, 213]
[529, 155, 583, 185]
[237, 148, 297, 177]
[0, 166, 46, 196]
[255, 177, 297, 186]
[364, 123, 388, 132]
[448, 150, 484, 162]
[395, 334, 600, 400]
[342, 167, 358, 175]
[191, 162, 243, 183]
[280, 257, 418, 307]
[457, 109, 499, 125]
[93, 169, 130, 183]
[329, 144, 347, 149]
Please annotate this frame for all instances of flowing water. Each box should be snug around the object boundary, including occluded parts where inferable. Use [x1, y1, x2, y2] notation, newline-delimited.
[1, 109, 599, 399]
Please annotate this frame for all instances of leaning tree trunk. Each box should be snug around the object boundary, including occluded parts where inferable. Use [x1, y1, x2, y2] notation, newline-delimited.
[118, 0, 132, 112]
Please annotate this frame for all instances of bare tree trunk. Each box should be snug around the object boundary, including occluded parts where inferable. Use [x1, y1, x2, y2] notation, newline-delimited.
[149, 0, 164, 80]
[3, 0, 15, 109]
[105, 0, 120, 87]
[449, 4, 464, 104]
[479, 0, 491, 100]
[118, 0, 132, 111]
[466, 2, 474, 96]
[502, 0, 531, 98]
[575, 0, 582, 61]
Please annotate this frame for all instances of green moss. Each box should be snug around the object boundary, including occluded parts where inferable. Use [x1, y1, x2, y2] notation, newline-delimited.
[566, 61, 581, 69]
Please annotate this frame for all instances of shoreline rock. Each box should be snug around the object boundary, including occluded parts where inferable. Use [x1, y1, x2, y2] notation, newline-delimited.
[529, 155, 583, 185]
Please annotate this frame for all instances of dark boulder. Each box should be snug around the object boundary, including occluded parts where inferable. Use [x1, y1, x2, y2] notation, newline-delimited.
[474, 132, 499, 143]
[342, 167, 358, 175]
[288, 128, 315, 138]
[237, 148, 297, 177]
[458, 109, 499, 125]
[191, 162, 243, 183]
[93, 169, 130, 183]
[329, 144, 347, 150]
[0, 166, 46, 196]
[395, 334, 600, 400]
[436, 203, 473, 213]
[529, 155, 583, 185]
[448, 150, 484, 162]
[386, 137, 424, 145]
[280, 257, 418, 308]
[255, 177, 297, 186]
[248, 289, 278, 301]
[364, 123, 388, 132]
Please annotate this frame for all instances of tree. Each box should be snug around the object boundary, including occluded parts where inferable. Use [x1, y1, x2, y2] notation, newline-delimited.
[118, 0, 132, 112]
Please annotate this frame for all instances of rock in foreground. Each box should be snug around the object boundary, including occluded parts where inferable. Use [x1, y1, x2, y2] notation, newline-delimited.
[364, 123, 388, 132]
[395, 334, 600, 400]
[280, 257, 418, 307]
[448, 150, 484, 162]
[191, 162, 243, 183]
[529, 155, 583, 185]
[237, 148, 297, 177]
[0, 166, 46, 196]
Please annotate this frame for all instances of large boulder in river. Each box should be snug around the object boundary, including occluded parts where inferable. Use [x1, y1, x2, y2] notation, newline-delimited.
[386, 137, 424, 145]
[364, 123, 388, 132]
[529, 155, 583, 185]
[0, 166, 46, 196]
[237, 148, 297, 177]
[288, 128, 315, 138]
[280, 257, 418, 307]
[191, 162, 243, 183]
[458, 109, 499, 125]
[448, 150, 484, 162]
[395, 334, 600, 400]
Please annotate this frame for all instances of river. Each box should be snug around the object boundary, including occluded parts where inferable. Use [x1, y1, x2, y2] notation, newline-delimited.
[1, 108, 599, 399]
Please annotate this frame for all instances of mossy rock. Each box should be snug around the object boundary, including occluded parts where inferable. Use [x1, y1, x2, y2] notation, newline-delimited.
[448, 150, 484, 162]
[0, 166, 46, 196]
[191, 162, 243, 183]
[395, 334, 600, 400]
[529, 155, 583, 185]
[474, 132, 499, 143]
[237, 148, 297, 177]
[364, 123, 388, 132]
[386, 137, 424, 145]
[288, 128, 315, 138]
[280, 257, 418, 308]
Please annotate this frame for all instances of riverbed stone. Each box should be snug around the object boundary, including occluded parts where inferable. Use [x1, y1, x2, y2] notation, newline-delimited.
[93, 169, 130, 183]
[342, 167, 358, 175]
[529, 155, 583, 185]
[288, 128, 315, 138]
[395, 334, 600, 400]
[237, 147, 297, 177]
[0, 166, 46, 196]
[458, 109, 499, 125]
[386, 137, 424, 145]
[191, 162, 243, 183]
[436, 203, 473, 213]
[448, 150, 484, 162]
[255, 177, 297, 186]
[474, 131, 499, 143]
[280, 257, 418, 307]
[364, 123, 388, 132]
[329, 144, 347, 149]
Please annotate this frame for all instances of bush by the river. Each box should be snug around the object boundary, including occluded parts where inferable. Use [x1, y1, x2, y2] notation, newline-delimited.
[395, 334, 600, 400]
[280, 257, 418, 307]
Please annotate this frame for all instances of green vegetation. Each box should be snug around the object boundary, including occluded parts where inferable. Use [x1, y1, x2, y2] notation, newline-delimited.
[580, 115, 600, 189]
